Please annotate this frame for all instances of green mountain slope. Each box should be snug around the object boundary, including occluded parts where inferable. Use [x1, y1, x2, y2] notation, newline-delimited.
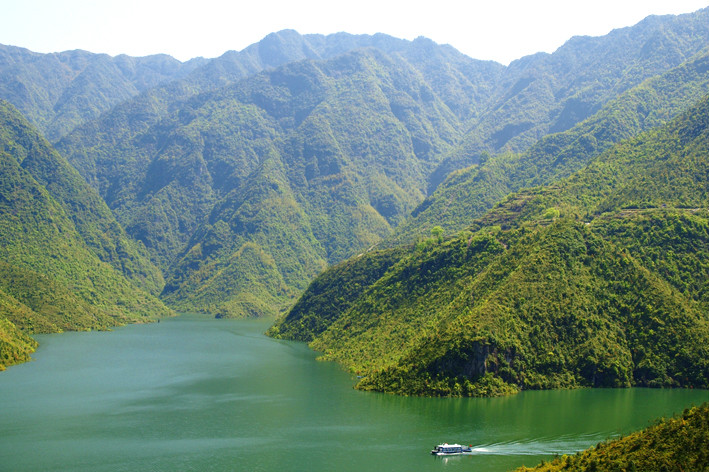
[444, 8, 709, 164]
[161, 156, 330, 317]
[48, 10, 709, 319]
[0, 102, 174, 369]
[0, 100, 164, 295]
[0, 260, 131, 336]
[271, 94, 709, 396]
[592, 212, 709, 310]
[52, 33, 492, 290]
[477, 93, 709, 309]
[184, 30, 504, 123]
[157, 49, 463, 316]
[358, 221, 709, 396]
[0, 44, 206, 140]
[55, 30, 499, 199]
[391, 50, 709, 245]
[516, 403, 709, 472]
[0, 291, 38, 371]
[476, 92, 709, 234]
[267, 245, 410, 342]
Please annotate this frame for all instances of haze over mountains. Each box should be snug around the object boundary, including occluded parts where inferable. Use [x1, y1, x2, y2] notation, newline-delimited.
[0, 6, 707, 380]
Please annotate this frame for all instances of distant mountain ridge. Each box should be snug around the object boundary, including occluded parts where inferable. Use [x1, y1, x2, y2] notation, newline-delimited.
[50, 7, 708, 317]
[0, 44, 208, 141]
[53, 32, 506, 316]
[428, 8, 709, 190]
[389, 49, 709, 245]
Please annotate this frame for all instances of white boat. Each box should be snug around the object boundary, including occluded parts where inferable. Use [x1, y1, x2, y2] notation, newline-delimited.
[430, 443, 473, 455]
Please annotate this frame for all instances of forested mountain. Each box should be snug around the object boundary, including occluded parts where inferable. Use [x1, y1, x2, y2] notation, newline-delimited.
[0, 27, 505, 360]
[269, 93, 709, 397]
[51, 29, 502, 204]
[390, 50, 709, 245]
[0, 44, 207, 141]
[427, 8, 709, 189]
[0, 100, 164, 294]
[45, 8, 709, 318]
[0, 300, 37, 371]
[0, 8, 707, 373]
[139, 47, 467, 317]
[53, 36, 505, 317]
[0, 101, 172, 370]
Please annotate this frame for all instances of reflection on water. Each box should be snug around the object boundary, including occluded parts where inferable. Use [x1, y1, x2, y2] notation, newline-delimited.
[0, 315, 707, 472]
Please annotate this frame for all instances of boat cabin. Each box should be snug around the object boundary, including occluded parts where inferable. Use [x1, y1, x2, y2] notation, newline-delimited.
[430, 443, 472, 455]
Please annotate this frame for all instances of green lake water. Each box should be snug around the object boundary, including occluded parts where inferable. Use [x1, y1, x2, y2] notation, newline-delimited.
[1, 314, 707, 472]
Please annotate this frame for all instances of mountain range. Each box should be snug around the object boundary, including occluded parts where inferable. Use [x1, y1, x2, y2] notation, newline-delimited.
[0, 7, 707, 382]
[270, 90, 709, 396]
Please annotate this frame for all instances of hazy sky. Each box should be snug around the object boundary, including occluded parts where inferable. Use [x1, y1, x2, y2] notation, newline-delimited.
[2, 0, 707, 64]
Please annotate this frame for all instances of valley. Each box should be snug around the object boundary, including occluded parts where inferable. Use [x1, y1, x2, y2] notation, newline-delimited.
[0, 7, 708, 470]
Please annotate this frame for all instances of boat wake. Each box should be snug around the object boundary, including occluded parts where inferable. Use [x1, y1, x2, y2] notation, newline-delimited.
[467, 433, 607, 456]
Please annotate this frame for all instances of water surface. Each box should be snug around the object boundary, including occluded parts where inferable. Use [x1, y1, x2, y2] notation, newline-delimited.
[1, 315, 706, 471]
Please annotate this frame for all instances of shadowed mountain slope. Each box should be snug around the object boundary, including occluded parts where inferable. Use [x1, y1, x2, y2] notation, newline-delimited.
[0, 44, 207, 141]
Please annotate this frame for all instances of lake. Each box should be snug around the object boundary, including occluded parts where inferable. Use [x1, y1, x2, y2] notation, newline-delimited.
[1, 314, 707, 472]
